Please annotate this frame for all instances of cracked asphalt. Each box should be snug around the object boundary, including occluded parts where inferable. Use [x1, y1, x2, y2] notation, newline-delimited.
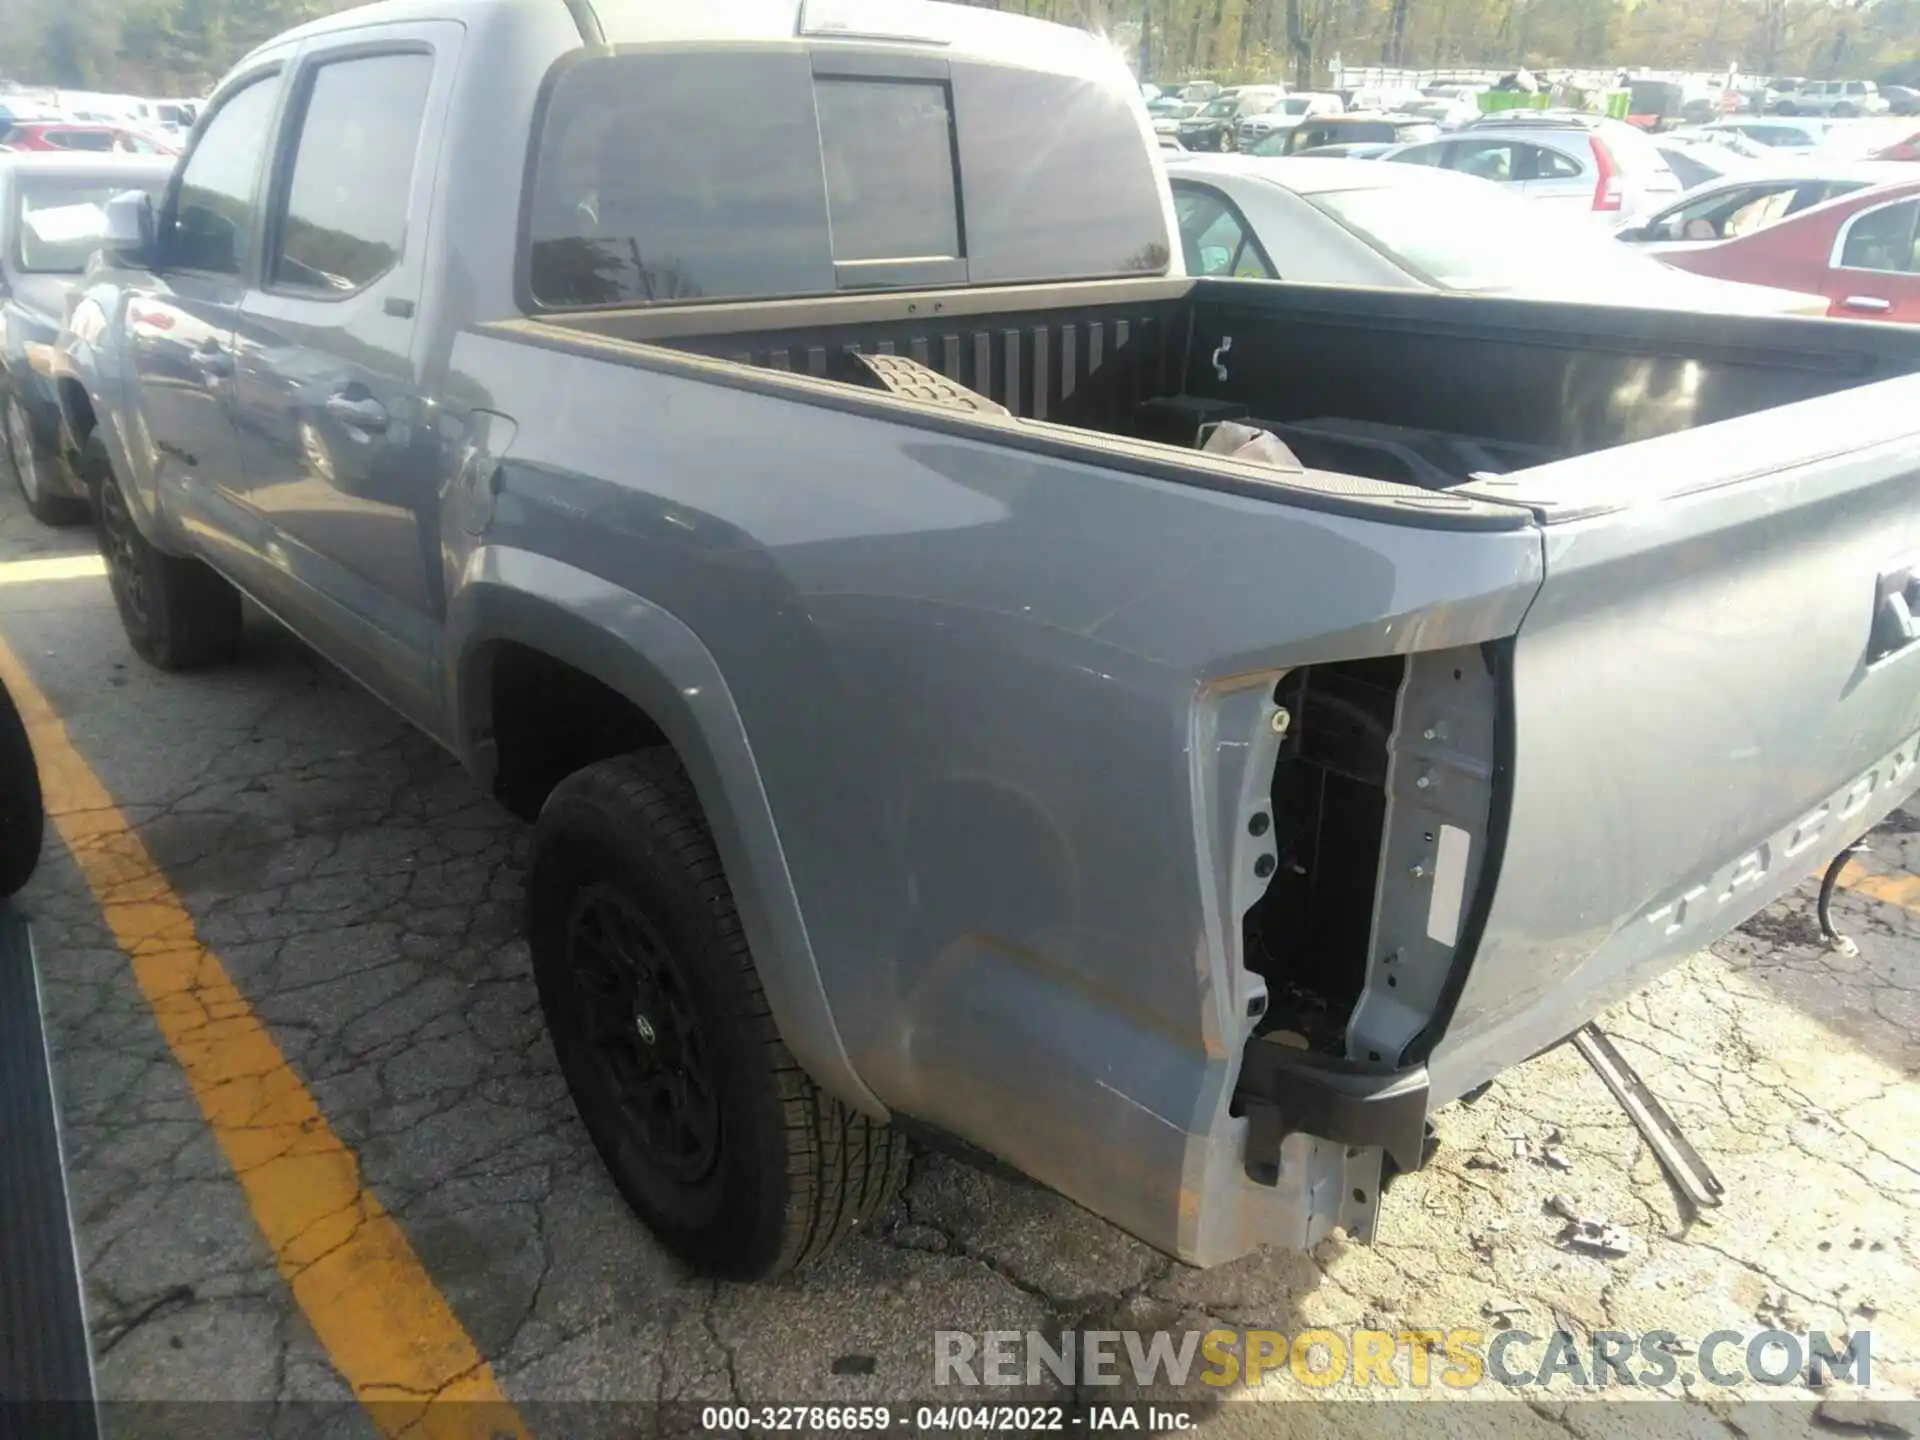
[2, 485, 1917, 1438]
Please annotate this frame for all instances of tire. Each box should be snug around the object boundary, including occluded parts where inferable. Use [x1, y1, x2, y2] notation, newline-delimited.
[529, 750, 909, 1279]
[0, 674, 42, 901]
[84, 435, 242, 671]
[5, 391, 86, 526]
[1834, 103, 1856, 117]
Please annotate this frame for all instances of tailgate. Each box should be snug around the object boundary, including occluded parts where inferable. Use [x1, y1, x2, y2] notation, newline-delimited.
[1425, 373, 1920, 1102]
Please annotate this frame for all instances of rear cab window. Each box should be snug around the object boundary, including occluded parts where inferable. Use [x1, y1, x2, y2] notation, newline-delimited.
[525, 47, 1170, 308]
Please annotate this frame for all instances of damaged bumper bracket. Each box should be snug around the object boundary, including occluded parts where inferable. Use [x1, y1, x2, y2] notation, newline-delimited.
[1235, 1039, 1431, 1183]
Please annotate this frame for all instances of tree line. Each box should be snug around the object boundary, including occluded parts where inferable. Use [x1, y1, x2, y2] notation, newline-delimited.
[1, 0, 1915, 97]
[968, 0, 1919, 89]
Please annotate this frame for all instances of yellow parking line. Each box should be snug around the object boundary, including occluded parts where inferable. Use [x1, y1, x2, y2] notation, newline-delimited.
[1839, 859, 1920, 915]
[0, 555, 107, 586]
[0, 635, 529, 1440]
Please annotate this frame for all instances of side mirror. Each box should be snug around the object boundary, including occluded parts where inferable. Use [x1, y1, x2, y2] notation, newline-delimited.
[102, 189, 156, 268]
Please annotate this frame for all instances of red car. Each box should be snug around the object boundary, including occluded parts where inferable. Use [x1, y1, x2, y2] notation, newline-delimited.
[1874, 128, 1920, 161]
[1659, 176, 1920, 323]
[0, 122, 176, 157]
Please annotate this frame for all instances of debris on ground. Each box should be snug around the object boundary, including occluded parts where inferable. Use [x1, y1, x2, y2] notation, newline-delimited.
[1465, 1153, 1505, 1171]
[1548, 1200, 1634, 1258]
[1538, 1126, 1574, 1171]
[1481, 1297, 1528, 1324]
[1813, 1397, 1914, 1437]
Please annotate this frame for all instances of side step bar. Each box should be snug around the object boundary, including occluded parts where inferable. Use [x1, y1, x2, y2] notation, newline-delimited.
[0, 910, 99, 1440]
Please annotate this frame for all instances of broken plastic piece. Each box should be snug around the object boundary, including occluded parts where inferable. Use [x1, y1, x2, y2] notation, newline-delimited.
[1200, 420, 1304, 474]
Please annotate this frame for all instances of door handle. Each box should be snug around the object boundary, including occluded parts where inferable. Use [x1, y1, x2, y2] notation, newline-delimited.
[189, 345, 233, 378]
[324, 392, 389, 434]
[1842, 295, 1893, 314]
[1871, 558, 1920, 663]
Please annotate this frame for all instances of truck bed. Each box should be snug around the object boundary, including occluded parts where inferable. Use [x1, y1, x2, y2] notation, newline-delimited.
[537, 276, 1920, 490]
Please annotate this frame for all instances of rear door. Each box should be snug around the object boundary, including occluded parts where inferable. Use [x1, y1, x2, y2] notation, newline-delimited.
[1517, 141, 1590, 209]
[228, 25, 459, 727]
[1822, 195, 1920, 323]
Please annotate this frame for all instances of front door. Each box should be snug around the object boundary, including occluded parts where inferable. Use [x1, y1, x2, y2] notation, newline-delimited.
[123, 71, 283, 548]
[227, 28, 458, 724]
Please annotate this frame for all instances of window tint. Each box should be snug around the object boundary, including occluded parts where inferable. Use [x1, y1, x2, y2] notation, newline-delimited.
[1171, 184, 1275, 279]
[56, 130, 115, 152]
[815, 79, 959, 264]
[1839, 200, 1920, 273]
[1447, 139, 1521, 182]
[527, 52, 1167, 307]
[169, 77, 280, 275]
[528, 51, 834, 306]
[1533, 146, 1583, 180]
[1388, 142, 1447, 166]
[948, 60, 1169, 284]
[271, 53, 432, 295]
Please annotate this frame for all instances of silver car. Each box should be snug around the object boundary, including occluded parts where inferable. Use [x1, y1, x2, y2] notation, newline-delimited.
[1163, 153, 1826, 314]
[1383, 112, 1683, 225]
[1236, 92, 1344, 149]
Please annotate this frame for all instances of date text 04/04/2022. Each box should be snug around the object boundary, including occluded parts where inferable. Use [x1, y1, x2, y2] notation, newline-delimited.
[698, 1405, 1195, 1431]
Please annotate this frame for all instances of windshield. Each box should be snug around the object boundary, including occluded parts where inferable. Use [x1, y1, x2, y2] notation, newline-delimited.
[15, 178, 153, 273]
[1199, 98, 1238, 118]
[1304, 178, 1671, 293]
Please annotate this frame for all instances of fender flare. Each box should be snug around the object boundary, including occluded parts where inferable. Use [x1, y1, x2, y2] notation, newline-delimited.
[52, 295, 172, 545]
[446, 546, 885, 1119]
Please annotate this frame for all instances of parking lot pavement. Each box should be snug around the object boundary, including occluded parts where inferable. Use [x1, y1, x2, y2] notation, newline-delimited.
[2, 487, 1917, 1436]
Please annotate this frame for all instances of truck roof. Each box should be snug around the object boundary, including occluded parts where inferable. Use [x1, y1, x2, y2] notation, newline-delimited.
[251, 0, 1113, 75]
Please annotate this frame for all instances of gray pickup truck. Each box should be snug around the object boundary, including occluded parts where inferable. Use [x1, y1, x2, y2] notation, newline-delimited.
[52, 0, 1920, 1281]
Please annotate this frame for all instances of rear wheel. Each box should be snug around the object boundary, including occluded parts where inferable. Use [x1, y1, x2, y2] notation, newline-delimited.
[529, 750, 909, 1279]
[1833, 103, 1856, 117]
[5, 393, 86, 527]
[85, 435, 242, 671]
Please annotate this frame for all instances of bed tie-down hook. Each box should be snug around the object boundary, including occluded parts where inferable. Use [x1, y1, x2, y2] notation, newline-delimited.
[1212, 335, 1233, 383]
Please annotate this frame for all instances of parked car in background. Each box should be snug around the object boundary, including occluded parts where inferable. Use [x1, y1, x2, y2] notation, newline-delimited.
[1400, 94, 1478, 129]
[148, 98, 199, 145]
[0, 122, 177, 156]
[1178, 79, 1220, 103]
[1236, 92, 1343, 150]
[1615, 166, 1901, 249]
[1876, 126, 1920, 162]
[1884, 86, 1920, 118]
[0, 153, 172, 522]
[1777, 80, 1890, 117]
[1654, 139, 1759, 189]
[1700, 116, 1825, 152]
[1248, 112, 1438, 157]
[1294, 142, 1397, 159]
[1179, 85, 1286, 151]
[1659, 176, 1920, 322]
[1165, 154, 1824, 314]
[1625, 78, 1686, 130]
[1385, 113, 1683, 225]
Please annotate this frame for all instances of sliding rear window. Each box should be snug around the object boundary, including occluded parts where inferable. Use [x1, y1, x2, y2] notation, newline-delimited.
[523, 48, 1167, 309]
